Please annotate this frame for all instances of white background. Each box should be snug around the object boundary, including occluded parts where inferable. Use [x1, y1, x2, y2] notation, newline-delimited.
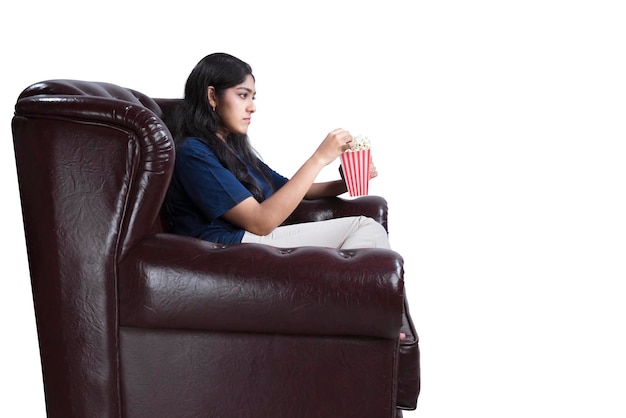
[2, 1, 625, 417]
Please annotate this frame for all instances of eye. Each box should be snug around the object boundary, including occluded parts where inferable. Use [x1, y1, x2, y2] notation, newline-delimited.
[239, 93, 256, 101]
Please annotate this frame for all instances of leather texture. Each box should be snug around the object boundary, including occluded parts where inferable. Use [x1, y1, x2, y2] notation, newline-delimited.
[12, 79, 420, 418]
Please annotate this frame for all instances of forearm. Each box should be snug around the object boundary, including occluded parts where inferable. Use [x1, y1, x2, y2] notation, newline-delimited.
[266, 156, 324, 217]
[225, 156, 325, 235]
[305, 179, 347, 199]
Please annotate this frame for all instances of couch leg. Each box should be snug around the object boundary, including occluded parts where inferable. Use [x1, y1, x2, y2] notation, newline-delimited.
[396, 409, 403, 418]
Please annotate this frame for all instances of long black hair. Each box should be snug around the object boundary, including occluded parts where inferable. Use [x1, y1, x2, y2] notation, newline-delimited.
[169, 52, 270, 202]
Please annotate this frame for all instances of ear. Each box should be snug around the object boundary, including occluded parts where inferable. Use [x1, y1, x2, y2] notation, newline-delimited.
[207, 86, 218, 109]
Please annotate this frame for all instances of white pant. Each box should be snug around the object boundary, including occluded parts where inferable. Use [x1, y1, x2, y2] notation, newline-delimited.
[241, 216, 391, 249]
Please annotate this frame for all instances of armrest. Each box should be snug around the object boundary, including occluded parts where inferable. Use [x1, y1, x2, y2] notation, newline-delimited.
[119, 233, 405, 339]
[283, 195, 388, 231]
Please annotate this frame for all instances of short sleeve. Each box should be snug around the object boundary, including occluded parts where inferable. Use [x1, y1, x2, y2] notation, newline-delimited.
[174, 138, 252, 221]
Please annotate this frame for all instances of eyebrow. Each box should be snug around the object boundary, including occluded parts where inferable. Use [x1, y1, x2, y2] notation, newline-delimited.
[236, 87, 256, 94]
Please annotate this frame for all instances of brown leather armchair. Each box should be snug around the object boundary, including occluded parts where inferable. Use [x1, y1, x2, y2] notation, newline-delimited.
[12, 79, 420, 418]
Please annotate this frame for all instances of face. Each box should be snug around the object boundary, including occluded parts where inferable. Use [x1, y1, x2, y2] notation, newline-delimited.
[210, 74, 256, 139]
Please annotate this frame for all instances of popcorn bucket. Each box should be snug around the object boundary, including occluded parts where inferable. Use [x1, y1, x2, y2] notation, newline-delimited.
[340, 149, 371, 197]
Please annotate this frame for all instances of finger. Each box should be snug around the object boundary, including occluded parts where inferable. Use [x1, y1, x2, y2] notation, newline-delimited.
[369, 163, 378, 179]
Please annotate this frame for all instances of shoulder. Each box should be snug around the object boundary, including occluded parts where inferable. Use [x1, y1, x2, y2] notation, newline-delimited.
[177, 137, 210, 153]
[176, 137, 218, 160]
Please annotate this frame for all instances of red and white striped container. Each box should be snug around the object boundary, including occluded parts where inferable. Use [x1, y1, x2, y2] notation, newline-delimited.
[340, 149, 371, 197]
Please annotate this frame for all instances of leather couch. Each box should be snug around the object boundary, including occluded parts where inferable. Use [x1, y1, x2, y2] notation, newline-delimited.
[12, 79, 420, 418]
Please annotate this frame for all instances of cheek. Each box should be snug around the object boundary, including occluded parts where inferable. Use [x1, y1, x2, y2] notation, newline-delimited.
[222, 114, 247, 135]
[217, 104, 235, 128]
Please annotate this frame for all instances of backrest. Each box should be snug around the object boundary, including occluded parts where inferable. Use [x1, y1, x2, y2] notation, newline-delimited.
[12, 80, 174, 418]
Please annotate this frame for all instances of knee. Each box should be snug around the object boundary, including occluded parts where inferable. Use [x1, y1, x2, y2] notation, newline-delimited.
[358, 215, 385, 232]
[357, 216, 390, 248]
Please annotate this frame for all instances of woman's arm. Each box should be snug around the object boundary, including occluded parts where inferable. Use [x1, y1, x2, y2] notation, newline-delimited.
[304, 179, 347, 199]
[222, 129, 352, 235]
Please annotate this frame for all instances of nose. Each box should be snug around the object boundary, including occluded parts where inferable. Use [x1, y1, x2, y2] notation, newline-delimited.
[247, 99, 256, 113]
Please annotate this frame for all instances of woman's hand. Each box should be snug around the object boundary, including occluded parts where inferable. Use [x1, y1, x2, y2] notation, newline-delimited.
[312, 128, 353, 166]
[369, 156, 378, 180]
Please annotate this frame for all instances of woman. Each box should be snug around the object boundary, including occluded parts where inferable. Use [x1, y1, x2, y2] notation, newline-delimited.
[167, 53, 407, 341]
[165, 52, 390, 250]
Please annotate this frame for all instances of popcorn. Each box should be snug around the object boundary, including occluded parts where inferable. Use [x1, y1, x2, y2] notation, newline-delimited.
[341, 134, 371, 197]
[347, 134, 371, 151]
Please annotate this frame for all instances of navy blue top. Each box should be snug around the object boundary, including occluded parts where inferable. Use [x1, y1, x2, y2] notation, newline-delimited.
[165, 137, 289, 244]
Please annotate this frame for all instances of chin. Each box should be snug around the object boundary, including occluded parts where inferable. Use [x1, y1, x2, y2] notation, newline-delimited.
[226, 125, 248, 136]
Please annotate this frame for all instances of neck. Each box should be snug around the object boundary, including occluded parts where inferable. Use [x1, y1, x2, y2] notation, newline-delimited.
[216, 127, 229, 142]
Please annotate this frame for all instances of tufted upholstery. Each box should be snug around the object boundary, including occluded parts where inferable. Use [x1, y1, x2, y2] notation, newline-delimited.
[12, 79, 419, 418]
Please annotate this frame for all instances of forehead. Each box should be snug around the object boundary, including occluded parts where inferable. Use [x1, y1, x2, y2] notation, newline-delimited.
[233, 74, 255, 91]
